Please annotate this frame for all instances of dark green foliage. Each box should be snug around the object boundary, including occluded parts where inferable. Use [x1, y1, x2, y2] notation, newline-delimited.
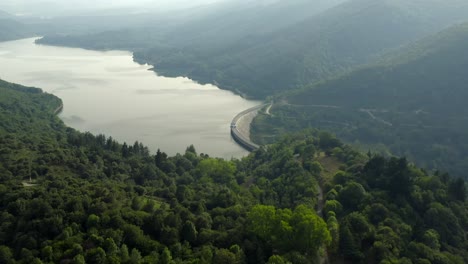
[325, 153, 468, 263]
[0, 80, 335, 263]
[338, 182, 368, 211]
[213, 248, 238, 264]
[339, 225, 363, 262]
[0, 79, 466, 263]
[181, 221, 198, 244]
[449, 178, 467, 202]
[0, 246, 14, 264]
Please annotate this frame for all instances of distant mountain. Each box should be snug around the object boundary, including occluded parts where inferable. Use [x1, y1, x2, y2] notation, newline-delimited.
[252, 23, 468, 179]
[0, 0, 146, 17]
[290, 23, 468, 114]
[38, 0, 346, 48]
[33, 0, 468, 98]
[134, 0, 468, 98]
[37, 0, 346, 90]
[160, 0, 347, 48]
[0, 11, 32, 41]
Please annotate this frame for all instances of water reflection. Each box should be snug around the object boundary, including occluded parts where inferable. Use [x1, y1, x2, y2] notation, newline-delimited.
[0, 38, 259, 158]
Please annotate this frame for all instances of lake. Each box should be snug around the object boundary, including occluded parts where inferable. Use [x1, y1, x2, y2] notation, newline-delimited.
[0, 38, 259, 158]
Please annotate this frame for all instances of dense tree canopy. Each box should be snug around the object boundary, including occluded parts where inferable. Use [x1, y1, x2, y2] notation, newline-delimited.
[0, 79, 466, 263]
[0, 81, 335, 263]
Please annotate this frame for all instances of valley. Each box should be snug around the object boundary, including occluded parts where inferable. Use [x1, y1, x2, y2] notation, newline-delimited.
[0, 0, 467, 263]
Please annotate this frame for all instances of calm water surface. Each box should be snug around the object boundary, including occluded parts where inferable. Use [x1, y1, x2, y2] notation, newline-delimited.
[0, 38, 259, 158]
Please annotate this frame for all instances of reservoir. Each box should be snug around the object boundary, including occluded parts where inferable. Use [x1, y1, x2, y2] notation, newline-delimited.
[0, 38, 259, 158]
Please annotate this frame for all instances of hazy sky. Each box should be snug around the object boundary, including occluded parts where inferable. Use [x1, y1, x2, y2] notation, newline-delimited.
[0, 0, 223, 16]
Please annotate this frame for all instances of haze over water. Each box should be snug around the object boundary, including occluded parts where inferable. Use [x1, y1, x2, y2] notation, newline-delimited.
[0, 38, 258, 158]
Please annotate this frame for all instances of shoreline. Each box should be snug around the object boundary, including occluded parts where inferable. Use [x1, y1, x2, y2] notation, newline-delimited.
[7, 38, 261, 157]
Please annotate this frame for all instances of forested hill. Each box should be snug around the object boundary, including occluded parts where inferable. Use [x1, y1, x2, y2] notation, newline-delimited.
[38, 0, 468, 99]
[0, 11, 31, 41]
[1, 80, 467, 263]
[148, 0, 348, 50]
[136, 0, 468, 99]
[252, 22, 468, 180]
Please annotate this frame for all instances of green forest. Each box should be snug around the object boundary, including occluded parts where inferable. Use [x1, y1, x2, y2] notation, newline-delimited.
[2, 0, 468, 263]
[0, 80, 466, 263]
[251, 23, 468, 180]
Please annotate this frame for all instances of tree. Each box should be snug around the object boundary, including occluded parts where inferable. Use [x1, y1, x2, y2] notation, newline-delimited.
[386, 158, 413, 197]
[345, 212, 371, 242]
[161, 247, 174, 264]
[87, 214, 100, 229]
[248, 205, 330, 256]
[422, 229, 441, 250]
[130, 248, 143, 264]
[103, 238, 119, 256]
[197, 158, 236, 184]
[333, 171, 351, 185]
[318, 132, 342, 153]
[290, 205, 331, 255]
[267, 255, 288, 264]
[73, 254, 86, 264]
[247, 205, 276, 242]
[365, 203, 389, 225]
[448, 178, 466, 201]
[338, 181, 367, 211]
[0, 246, 14, 264]
[120, 244, 130, 263]
[373, 226, 402, 261]
[363, 155, 386, 188]
[41, 246, 53, 262]
[122, 143, 129, 158]
[185, 145, 197, 155]
[213, 249, 238, 264]
[85, 247, 106, 264]
[327, 216, 340, 253]
[155, 149, 167, 167]
[305, 161, 322, 174]
[324, 200, 343, 217]
[424, 204, 464, 247]
[181, 220, 198, 244]
[339, 225, 363, 262]
[199, 246, 213, 263]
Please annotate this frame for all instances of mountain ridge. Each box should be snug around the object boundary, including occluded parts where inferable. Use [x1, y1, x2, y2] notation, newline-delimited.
[251, 22, 468, 178]
[131, 0, 468, 98]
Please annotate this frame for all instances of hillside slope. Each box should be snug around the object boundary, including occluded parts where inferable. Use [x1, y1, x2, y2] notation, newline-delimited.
[0, 79, 466, 263]
[0, 79, 327, 263]
[36, 0, 468, 98]
[252, 23, 468, 179]
[132, 0, 468, 98]
[0, 12, 31, 41]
